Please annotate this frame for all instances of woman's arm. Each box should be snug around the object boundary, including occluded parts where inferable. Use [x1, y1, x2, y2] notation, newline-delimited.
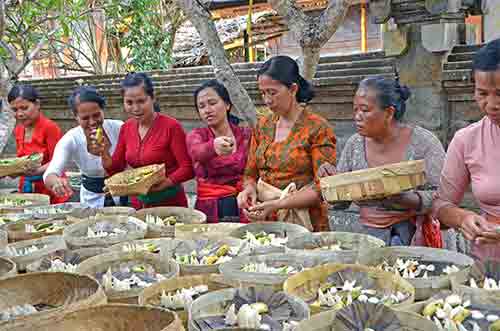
[102, 124, 127, 175]
[165, 121, 194, 185]
[186, 129, 218, 164]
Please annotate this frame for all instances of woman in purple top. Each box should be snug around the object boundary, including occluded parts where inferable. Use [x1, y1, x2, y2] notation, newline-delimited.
[186, 80, 252, 223]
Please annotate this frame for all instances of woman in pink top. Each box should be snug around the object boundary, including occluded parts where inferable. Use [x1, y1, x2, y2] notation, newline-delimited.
[433, 38, 500, 261]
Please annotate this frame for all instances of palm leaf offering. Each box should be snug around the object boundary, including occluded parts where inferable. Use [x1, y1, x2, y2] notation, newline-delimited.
[332, 302, 402, 331]
[104, 164, 165, 196]
[0, 153, 42, 177]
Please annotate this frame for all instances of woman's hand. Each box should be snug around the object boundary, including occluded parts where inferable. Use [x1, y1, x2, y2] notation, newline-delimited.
[23, 165, 44, 177]
[457, 213, 490, 241]
[381, 191, 421, 210]
[245, 200, 281, 222]
[87, 128, 111, 157]
[237, 186, 257, 210]
[50, 176, 73, 197]
[317, 162, 337, 178]
[214, 136, 234, 156]
[148, 177, 172, 193]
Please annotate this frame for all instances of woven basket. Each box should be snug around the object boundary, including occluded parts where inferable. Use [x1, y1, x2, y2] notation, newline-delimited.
[108, 238, 177, 255]
[135, 207, 207, 239]
[188, 287, 310, 331]
[175, 223, 244, 240]
[96, 206, 136, 216]
[0, 193, 50, 214]
[219, 252, 352, 290]
[0, 272, 106, 328]
[0, 257, 16, 279]
[320, 160, 426, 202]
[357, 246, 474, 301]
[0, 153, 42, 178]
[450, 260, 500, 306]
[5, 218, 81, 243]
[25, 248, 108, 273]
[0, 235, 67, 271]
[286, 232, 385, 261]
[0, 229, 6, 248]
[76, 250, 179, 304]
[139, 274, 231, 329]
[229, 222, 310, 255]
[104, 164, 165, 196]
[283, 263, 415, 315]
[63, 215, 147, 249]
[295, 306, 439, 331]
[23, 202, 97, 220]
[2, 304, 184, 331]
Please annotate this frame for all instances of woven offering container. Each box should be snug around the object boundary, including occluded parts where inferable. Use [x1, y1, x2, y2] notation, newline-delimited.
[0, 153, 42, 178]
[175, 223, 244, 240]
[96, 206, 136, 216]
[0, 235, 67, 271]
[451, 260, 500, 306]
[5, 218, 81, 243]
[219, 252, 353, 290]
[229, 222, 310, 255]
[135, 207, 207, 239]
[76, 250, 179, 304]
[108, 238, 178, 256]
[0, 272, 106, 328]
[23, 202, 96, 220]
[104, 164, 165, 196]
[25, 247, 108, 273]
[357, 246, 474, 301]
[0, 256, 16, 278]
[0, 193, 50, 214]
[283, 263, 415, 315]
[320, 160, 426, 202]
[3, 304, 184, 331]
[63, 215, 147, 249]
[188, 287, 310, 331]
[0, 229, 6, 248]
[139, 273, 231, 329]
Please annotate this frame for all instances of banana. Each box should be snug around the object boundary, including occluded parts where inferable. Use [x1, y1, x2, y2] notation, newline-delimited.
[205, 255, 219, 265]
[250, 302, 269, 314]
[423, 301, 443, 317]
[96, 127, 103, 144]
[216, 244, 230, 257]
[490, 319, 500, 331]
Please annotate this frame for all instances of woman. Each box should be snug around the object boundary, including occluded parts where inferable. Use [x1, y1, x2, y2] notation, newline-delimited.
[96, 72, 194, 209]
[433, 38, 500, 260]
[237, 56, 336, 232]
[43, 86, 123, 208]
[187, 80, 251, 223]
[8, 84, 69, 204]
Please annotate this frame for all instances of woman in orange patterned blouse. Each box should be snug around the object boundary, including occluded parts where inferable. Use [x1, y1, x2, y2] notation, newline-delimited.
[237, 56, 336, 231]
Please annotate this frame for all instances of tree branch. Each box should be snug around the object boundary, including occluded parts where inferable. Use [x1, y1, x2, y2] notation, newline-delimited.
[267, 0, 309, 39]
[316, 0, 350, 43]
[0, 0, 5, 38]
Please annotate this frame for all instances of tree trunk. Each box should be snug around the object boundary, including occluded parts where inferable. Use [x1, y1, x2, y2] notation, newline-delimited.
[299, 45, 321, 81]
[174, 0, 256, 126]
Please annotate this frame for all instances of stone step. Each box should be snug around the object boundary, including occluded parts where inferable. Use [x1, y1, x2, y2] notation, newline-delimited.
[447, 52, 476, 62]
[443, 60, 472, 71]
[451, 44, 482, 54]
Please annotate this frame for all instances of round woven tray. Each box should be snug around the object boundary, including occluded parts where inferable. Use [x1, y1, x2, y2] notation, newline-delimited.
[285, 232, 385, 261]
[357, 246, 474, 301]
[0, 235, 67, 271]
[320, 160, 426, 202]
[450, 260, 500, 306]
[104, 164, 165, 196]
[76, 250, 179, 304]
[3, 304, 184, 331]
[139, 274, 231, 329]
[175, 223, 244, 240]
[63, 215, 147, 249]
[229, 222, 310, 255]
[25, 247, 108, 273]
[135, 207, 207, 239]
[0, 193, 50, 214]
[96, 206, 136, 216]
[108, 238, 177, 255]
[0, 153, 43, 178]
[5, 218, 81, 243]
[0, 229, 6, 248]
[283, 263, 415, 315]
[23, 202, 97, 220]
[0, 272, 106, 328]
[0, 256, 16, 279]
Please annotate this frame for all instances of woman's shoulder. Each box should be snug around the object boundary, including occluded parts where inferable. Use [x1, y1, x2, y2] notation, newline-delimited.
[411, 125, 443, 146]
[451, 118, 487, 143]
[187, 126, 211, 139]
[40, 114, 61, 131]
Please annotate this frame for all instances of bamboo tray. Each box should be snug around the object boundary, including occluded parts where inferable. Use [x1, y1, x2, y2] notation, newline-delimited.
[96, 206, 136, 216]
[5, 218, 81, 243]
[104, 164, 165, 196]
[0, 193, 50, 214]
[26, 248, 108, 273]
[175, 223, 244, 240]
[450, 260, 500, 306]
[23, 202, 96, 220]
[320, 160, 426, 202]
[0, 153, 43, 178]
[108, 238, 177, 255]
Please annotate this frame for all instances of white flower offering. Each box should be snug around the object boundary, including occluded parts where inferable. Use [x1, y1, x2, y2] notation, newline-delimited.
[25, 222, 63, 234]
[241, 262, 299, 275]
[122, 242, 160, 254]
[5, 244, 47, 257]
[175, 244, 236, 265]
[243, 231, 288, 247]
[377, 258, 458, 279]
[469, 277, 500, 290]
[48, 258, 77, 273]
[100, 265, 164, 292]
[145, 215, 179, 227]
[86, 226, 126, 238]
[0, 304, 38, 321]
[160, 285, 208, 310]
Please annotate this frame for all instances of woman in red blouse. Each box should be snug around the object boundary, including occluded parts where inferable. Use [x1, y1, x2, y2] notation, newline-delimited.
[96, 72, 194, 209]
[8, 84, 69, 204]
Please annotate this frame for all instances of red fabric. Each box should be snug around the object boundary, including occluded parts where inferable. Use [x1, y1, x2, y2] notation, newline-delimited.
[14, 114, 70, 204]
[420, 215, 443, 249]
[105, 114, 194, 209]
[197, 180, 239, 200]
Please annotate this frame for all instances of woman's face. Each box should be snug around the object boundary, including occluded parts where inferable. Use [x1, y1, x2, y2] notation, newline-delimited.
[10, 97, 40, 127]
[123, 85, 155, 123]
[258, 75, 298, 116]
[196, 87, 230, 128]
[353, 87, 394, 138]
[75, 101, 104, 133]
[474, 70, 500, 126]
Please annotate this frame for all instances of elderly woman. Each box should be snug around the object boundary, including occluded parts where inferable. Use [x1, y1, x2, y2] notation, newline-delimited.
[96, 72, 194, 209]
[44, 86, 123, 208]
[187, 80, 252, 223]
[433, 38, 500, 260]
[8, 84, 69, 204]
[237, 55, 337, 232]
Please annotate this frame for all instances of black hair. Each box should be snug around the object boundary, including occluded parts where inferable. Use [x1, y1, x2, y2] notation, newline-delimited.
[193, 79, 240, 125]
[472, 38, 500, 74]
[7, 84, 40, 104]
[257, 55, 314, 103]
[358, 73, 411, 121]
[121, 72, 161, 113]
[68, 86, 106, 116]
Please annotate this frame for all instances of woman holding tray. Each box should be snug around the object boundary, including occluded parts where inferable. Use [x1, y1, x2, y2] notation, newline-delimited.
[8, 84, 69, 204]
[237, 56, 337, 232]
[95, 72, 194, 209]
[44, 86, 123, 208]
[187, 79, 252, 223]
[433, 38, 500, 261]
